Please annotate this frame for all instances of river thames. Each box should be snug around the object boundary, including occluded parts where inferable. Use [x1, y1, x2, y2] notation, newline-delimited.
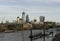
[0, 28, 59, 41]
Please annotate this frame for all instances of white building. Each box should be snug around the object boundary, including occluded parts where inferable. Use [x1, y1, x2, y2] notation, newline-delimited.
[16, 16, 20, 24]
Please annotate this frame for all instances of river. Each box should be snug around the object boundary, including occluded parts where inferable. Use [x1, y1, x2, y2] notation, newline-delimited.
[0, 28, 60, 41]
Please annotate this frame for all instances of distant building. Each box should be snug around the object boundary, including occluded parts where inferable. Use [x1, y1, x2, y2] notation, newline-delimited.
[56, 22, 60, 26]
[26, 14, 29, 23]
[22, 12, 25, 24]
[5, 20, 9, 24]
[16, 16, 20, 24]
[23, 23, 32, 29]
[39, 16, 45, 24]
[12, 20, 16, 23]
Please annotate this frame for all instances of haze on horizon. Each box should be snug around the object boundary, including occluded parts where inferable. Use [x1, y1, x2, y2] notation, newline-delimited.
[0, 0, 60, 22]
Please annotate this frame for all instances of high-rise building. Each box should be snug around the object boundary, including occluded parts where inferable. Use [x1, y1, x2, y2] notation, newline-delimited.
[39, 16, 45, 22]
[22, 12, 25, 24]
[26, 14, 29, 23]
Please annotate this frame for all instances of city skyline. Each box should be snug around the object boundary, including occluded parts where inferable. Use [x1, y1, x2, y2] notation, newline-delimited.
[0, 0, 60, 22]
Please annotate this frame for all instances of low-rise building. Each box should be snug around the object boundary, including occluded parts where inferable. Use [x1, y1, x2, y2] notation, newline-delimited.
[23, 23, 32, 29]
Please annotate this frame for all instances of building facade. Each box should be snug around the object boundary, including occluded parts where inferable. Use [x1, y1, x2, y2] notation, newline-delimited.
[40, 16, 45, 22]
[26, 14, 29, 23]
[22, 12, 25, 24]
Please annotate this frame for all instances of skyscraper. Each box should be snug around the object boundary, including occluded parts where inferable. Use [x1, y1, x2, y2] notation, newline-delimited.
[39, 16, 45, 22]
[22, 12, 25, 24]
[26, 14, 29, 23]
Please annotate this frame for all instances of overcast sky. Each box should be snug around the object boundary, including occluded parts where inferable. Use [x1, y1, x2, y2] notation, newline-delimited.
[0, 0, 60, 22]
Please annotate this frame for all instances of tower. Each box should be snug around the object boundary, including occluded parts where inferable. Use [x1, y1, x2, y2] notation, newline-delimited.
[22, 12, 25, 24]
[39, 16, 45, 24]
[26, 14, 29, 23]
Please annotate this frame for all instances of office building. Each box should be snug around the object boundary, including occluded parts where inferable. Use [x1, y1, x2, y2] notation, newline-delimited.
[26, 14, 29, 23]
[22, 12, 25, 24]
[39, 16, 45, 22]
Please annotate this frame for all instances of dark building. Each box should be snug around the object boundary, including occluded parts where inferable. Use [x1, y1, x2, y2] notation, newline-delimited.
[26, 14, 29, 23]
[39, 16, 45, 22]
[22, 12, 25, 24]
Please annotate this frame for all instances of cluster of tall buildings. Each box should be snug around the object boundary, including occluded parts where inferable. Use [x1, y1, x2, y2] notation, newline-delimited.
[16, 12, 45, 24]
[2, 11, 45, 24]
[16, 12, 29, 24]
